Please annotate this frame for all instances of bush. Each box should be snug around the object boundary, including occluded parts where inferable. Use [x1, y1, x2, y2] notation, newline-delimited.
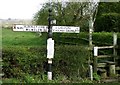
[95, 13, 120, 32]
[53, 45, 90, 79]
[92, 32, 113, 46]
[2, 46, 46, 78]
[54, 32, 120, 46]
[2, 45, 90, 80]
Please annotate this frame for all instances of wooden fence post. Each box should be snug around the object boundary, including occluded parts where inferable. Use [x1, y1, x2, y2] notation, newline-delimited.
[93, 47, 98, 73]
[113, 32, 117, 62]
[107, 62, 116, 77]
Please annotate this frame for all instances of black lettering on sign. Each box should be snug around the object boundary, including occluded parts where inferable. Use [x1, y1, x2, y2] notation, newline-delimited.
[39, 29, 42, 32]
[20, 27, 23, 29]
[58, 26, 62, 29]
[17, 27, 19, 29]
[64, 27, 67, 29]
[44, 29, 47, 32]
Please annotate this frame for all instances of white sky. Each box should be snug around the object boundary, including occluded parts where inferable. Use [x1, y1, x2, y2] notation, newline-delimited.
[0, 0, 48, 19]
[0, 0, 101, 19]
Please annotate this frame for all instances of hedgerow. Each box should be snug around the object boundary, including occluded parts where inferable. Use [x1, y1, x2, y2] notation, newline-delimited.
[2, 45, 90, 81]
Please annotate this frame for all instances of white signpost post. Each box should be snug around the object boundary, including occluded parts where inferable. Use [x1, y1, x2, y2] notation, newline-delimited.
[47, 38, 54, 80]
[47, 38, 54, 59]
[13, 24, 80, 80]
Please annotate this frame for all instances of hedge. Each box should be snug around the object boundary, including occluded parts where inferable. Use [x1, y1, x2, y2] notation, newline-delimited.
[2, 45, 91, 80]
[53, 32, 120, 58]
[54, 32, 120, 46]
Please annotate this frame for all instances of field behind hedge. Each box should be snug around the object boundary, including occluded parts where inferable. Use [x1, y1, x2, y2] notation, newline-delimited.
[2, 28, 47, 47]
[2, 28, 120, 47]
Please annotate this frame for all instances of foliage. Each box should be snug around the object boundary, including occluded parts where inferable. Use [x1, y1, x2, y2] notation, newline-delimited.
[118, 36, 120, 56]
[2, 45, 90, 82]
[93, 73, 101, 81]
[33, 2, 120, 32]
[92, 32, 113, 46]
[54, 32, 120, 46]
[54, 45, 90, 78]
[2, 74, 61, 83]
[94, 2, 120, 32]
[33, 3, 49, 25]
[2, 46, 46, 78]
[2, 78, 22, 83]
[94, 13, 120, 32]
[97, 2, 120, 16]
[33, 2, 98, 32]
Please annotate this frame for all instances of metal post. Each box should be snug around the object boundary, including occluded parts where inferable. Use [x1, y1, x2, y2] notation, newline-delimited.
[48, 59, 52, 80]
[47, 0, 53, 80]
[48, 1, 52, 38]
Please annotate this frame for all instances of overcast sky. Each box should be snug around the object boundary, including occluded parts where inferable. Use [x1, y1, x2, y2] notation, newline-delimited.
[0, 0, 111, 20]
[0, 0, 48, 19]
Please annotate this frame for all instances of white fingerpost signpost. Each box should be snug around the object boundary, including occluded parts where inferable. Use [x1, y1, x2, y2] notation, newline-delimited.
[13, 1, 80, 80]
[13, 25, 80, 80]
[47, 38, 54, 80]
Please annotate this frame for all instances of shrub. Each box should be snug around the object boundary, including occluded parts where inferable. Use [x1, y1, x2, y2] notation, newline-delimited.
[2, 45, 90, 80]
[2, 46, 46, 78]
[54, 32, 119, 46]
[95, 13, 120, 32]
[53, 45, 90, 79]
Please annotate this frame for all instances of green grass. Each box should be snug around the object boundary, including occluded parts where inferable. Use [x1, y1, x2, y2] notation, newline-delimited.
[2, 78, 22, 83]
[2, 28, 47, 47]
